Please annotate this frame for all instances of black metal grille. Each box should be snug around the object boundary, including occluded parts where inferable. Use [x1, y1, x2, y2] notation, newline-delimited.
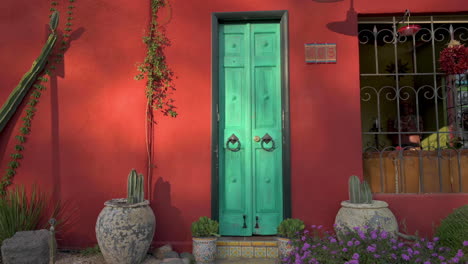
[358, 15, 468, 193]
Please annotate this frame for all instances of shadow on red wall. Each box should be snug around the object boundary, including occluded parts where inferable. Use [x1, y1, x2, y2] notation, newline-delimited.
[152, 177, 188, 251]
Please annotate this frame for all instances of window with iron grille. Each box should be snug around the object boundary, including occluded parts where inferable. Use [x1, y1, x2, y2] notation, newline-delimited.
[358, 14, 468, 194]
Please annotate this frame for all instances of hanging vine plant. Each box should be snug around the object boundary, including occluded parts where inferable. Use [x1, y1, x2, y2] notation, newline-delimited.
[439, 40, 468, 75]
[136, 0, 176, 117]
[0, 0, 78, 195]
[135, 0, 177, 197]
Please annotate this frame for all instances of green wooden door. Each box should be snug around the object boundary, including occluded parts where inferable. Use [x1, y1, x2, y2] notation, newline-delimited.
[218, 22, 282, 236]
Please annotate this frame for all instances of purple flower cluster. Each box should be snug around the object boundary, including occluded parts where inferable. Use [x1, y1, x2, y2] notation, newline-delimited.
[281, 225, 468, 264]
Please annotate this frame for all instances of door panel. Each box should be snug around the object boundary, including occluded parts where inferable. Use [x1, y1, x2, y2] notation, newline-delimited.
[251, 23, 282, 235]
[219, 24, 252, 236]
[219, 22, 282, 236]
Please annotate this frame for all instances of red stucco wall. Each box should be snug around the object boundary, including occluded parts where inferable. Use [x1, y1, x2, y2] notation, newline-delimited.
[1, 0, 467, 251]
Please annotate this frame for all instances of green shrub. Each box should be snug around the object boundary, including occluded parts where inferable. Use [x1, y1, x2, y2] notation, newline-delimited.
[277, 218, 305, 238]
[435, 205, 468, 254]
[191, 216, 219, 237]
[0, 185, 46, 244]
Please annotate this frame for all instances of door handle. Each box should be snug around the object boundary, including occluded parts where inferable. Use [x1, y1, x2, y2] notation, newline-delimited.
[260, 133, 275, 152]
[242, 215, 247, 229]
[226, 134, 241, 152]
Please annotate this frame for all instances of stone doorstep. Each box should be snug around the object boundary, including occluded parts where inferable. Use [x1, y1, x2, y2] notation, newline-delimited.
[216, 237, 279, 259]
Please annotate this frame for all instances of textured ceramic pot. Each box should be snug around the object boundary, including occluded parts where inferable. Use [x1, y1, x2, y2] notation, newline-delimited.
[192, 237, 217, 264]
[334, 200, 398, 236]
[277, 237, 293, 260]
[96, 199, 155, 264]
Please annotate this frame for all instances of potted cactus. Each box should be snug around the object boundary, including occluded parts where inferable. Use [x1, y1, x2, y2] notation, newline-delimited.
[277, 218, 305, 259]
[191, 216, 219, 264]
[95, 169, 155, 264]
[334, 175, 398, 237]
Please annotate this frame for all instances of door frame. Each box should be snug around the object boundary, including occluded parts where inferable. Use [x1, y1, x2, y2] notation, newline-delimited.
[211, 10, 291, 222]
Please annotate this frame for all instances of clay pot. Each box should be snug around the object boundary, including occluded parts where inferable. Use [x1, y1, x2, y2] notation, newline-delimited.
[96, 199, 155, 264]
[192, 237, 217, 264]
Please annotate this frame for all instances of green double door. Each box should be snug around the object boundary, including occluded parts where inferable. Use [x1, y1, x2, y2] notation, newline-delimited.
[218, 22, 283, 236]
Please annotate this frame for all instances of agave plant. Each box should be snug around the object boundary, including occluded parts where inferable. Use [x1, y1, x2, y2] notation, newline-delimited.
[0, 185, 46, 244]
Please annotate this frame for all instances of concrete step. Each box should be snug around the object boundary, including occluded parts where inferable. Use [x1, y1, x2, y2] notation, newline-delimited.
[216, 237, 279, 259]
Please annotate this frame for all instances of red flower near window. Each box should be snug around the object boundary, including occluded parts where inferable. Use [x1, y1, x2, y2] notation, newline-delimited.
[439, 41, 468, 75]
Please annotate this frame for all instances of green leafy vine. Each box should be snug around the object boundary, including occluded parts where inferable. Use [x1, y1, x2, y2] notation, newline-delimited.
[136, 0, 176, 118]
[0, 0, 77, 195]
[135, 0, 177, 198]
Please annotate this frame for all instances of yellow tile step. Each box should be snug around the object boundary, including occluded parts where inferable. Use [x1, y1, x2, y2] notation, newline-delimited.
[216, 237, 279, 259]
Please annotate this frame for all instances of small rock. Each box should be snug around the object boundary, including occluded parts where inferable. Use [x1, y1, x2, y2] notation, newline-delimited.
[142, 254, 162, 264]
[180, 252, 194, 264]
[1, 229, 51, 264]
[164, 251, 179, 258]
[162, 258, 184, 264]
[180, 252, 193, 260]
[152, 244, 172, 260]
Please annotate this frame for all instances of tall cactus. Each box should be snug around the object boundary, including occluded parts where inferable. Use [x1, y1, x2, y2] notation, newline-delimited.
[0, 11, 59, 133]
[348, 175, 373, 204]
[127, 169, 144, 204]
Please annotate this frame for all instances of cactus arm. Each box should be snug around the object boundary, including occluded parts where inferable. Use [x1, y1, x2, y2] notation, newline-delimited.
[137, 173, 144, 203]
[49, 11, 59, 32]
[362, 181, 373, 203]
[349, 175, 361, 203]
[127, 169, 136, 204]
[0, 12, 59, 134]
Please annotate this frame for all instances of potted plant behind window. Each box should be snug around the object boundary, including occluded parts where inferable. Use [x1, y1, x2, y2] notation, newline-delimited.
[334, 175, 398, 237]
[277, 218, 305, 259]
[191, 216, 219, 264]
[95, 169, 155, 264]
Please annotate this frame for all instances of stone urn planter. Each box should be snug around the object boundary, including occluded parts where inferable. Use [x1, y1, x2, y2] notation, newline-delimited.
[334, 200, 398, 234]
[96, 169, 155, 264]
[96, 199, 155, 264]
[192, 237, 217, 264]
[334, 176, 398, 237]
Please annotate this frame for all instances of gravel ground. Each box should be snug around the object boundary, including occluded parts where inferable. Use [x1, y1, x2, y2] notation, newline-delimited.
[55, 253, 166, 264]
[3, 252, 279, 264]
[55, 252, 106, 264]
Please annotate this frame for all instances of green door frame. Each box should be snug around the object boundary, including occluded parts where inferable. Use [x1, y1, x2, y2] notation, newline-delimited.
[211, 10, 291, 222]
